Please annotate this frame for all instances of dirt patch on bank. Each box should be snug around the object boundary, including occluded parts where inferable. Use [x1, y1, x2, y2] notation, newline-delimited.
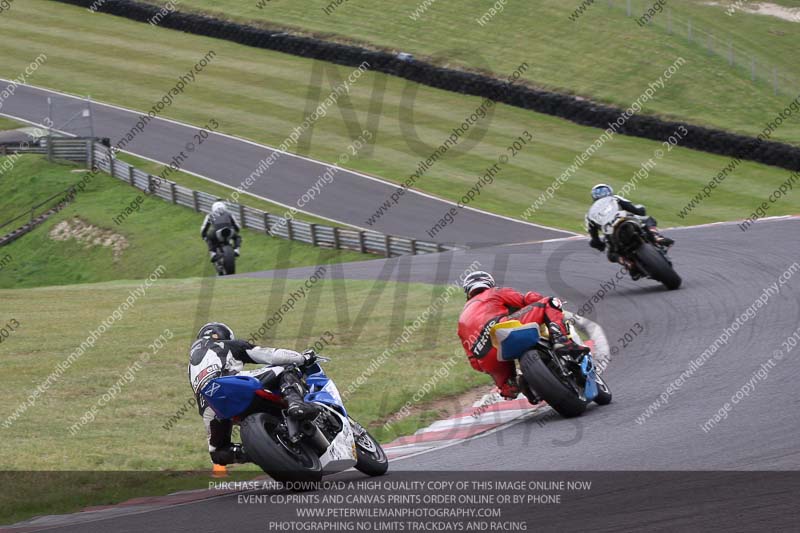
[705, 2, 800, 22]
[49, 217, 129, 261]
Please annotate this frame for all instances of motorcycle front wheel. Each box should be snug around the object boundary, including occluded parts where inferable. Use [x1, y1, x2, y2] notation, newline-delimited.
[352, 422, 388, 476]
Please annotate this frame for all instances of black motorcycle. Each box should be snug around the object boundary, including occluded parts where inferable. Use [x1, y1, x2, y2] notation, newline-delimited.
[609, 215, 680, 290]
[492, 312, 612, 418]
[211, 227, 237, 276]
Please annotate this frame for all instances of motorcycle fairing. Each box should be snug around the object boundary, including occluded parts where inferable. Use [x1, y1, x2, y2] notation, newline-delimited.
[317, 405, 358, 473]
[201, 375, 262, 419]
[305, 366, 348, 417]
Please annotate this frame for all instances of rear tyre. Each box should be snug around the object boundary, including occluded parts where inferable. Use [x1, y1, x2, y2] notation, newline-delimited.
[221, 245, 236, 275]
[353, 428, 388, 477]
[636, 243, 681, 290]
[240, 413, 322, 483]
[519, 350, 587, 418]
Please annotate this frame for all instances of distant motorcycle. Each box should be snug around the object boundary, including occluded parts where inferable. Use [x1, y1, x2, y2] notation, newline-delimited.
[491, 311, 612, 418]
[607, 215, 681, 290]
[201, 352, 388, 482]
[211, 227, 237, 276]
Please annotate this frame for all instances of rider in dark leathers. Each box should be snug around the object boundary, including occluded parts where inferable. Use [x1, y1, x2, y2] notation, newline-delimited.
[201, 202, 242, 262]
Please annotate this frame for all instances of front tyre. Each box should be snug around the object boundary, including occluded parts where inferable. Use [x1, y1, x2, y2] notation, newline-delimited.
[636, 243, 681, 290]
[240, 413, 322, 483]
[353, 426, 388, 476]
[593, 374, 612, 405]
[520, 349, 587, 418]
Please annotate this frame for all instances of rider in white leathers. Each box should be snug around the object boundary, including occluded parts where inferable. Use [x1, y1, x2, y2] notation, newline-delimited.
[188, 322, 317, 465]
[585, 184, 674, 279]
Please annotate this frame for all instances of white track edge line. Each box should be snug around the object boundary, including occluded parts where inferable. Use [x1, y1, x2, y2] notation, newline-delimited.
[0, 80, 575, 236]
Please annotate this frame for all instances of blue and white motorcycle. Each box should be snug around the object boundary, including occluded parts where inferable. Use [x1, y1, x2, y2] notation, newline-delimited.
[491, 311, 612, 418]
[201, 352, 387, 482]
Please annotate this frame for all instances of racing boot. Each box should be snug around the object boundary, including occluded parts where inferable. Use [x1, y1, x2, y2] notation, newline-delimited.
[280, 371, 319, 420]
[210, 443, 249, 465]
[209, 251, 219, 263]
[549, 323, 590, 359]
[647, 227, 674, 247]
[498, 378, 521, 400]
[619, 257, 643, 280]
[234, 247, 241, 257]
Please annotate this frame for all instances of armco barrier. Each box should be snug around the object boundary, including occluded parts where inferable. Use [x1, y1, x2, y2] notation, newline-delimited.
[52, 0, 800, 172]
[82, 142, 444, 257]
[2, 138, 93, 162]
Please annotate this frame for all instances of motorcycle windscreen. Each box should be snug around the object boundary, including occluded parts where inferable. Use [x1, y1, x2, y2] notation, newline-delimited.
[201, 375, 262, 419]
[490, 320, 540, 361]
[305, 370, 347, 416]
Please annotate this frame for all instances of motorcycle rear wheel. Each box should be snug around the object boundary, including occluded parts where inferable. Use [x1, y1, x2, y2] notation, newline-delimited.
[241, 413, 322, 483]
[220, 245, 236, 275]
[519, 349, 587, 418]
[635, 243, 680, 290]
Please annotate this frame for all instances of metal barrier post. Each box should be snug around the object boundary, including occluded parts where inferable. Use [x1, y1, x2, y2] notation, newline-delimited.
[358, 231, 366, 253]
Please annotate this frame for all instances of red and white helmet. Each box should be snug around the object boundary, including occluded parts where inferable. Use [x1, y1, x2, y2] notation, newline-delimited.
[463, 270, 495, 299]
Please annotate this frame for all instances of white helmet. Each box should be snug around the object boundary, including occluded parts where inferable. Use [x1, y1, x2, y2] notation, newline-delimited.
[463, 270, 496, 299]
[591, 184, 614, 201]
[211, 201, 227, 215]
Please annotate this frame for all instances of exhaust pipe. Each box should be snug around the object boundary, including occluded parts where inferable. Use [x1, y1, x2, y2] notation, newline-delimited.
[301, 421, 330, 454]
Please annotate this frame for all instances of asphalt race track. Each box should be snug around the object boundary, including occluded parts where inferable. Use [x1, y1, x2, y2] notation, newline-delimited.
[4, 82, 799, 531]
[0, 82, 572, 246]
[16, 217, 797, 532]
[244, 218, 800, 470]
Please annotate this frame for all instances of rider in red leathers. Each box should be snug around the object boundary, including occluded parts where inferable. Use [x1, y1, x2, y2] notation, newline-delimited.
[457, 271, 589, 402]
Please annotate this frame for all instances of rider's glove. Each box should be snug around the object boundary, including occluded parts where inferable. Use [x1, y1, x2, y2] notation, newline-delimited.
[229, 339, 255, 351]
[590, 238, 605, 251]
[301, 349, 317, 366]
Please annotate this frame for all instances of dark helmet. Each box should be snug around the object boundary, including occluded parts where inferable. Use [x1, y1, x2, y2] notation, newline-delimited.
[463, 270, 496, 299]
[196, 322, 234, 341]
[591, 183, 614, 201]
